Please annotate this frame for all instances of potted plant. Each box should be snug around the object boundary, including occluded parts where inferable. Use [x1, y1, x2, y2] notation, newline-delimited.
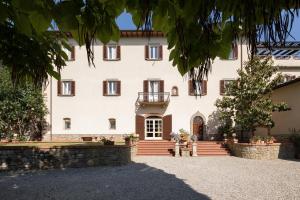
[179, 129, 189, 145]
[265, 136, 275, 144]
[100, 136, 115, 145]
[124, 133, 139, 146]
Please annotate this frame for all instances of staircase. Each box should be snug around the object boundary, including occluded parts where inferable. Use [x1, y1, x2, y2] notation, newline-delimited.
[137, 140, 175, 156]
[196, 141, 230, 156]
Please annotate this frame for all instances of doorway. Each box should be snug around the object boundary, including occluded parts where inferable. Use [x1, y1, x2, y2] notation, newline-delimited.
[193, 116, 204, 140]
[145, 117, 163, 140]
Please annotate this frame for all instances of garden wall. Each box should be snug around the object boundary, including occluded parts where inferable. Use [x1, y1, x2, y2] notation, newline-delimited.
[228, 143, 295, 160]
[0, 145, 131, 171]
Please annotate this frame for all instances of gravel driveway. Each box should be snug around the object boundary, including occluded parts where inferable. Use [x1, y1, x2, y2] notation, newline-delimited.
[0, 156, 299, 200]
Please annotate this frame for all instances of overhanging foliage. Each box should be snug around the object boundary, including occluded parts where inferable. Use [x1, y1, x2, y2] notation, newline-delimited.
[0, 0, 299, 86]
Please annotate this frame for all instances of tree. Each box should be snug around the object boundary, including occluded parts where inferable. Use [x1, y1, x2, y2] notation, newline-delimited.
[0, 0, 299, 87]
[215, 57, 289, 140]
[0, 67, 47, 141]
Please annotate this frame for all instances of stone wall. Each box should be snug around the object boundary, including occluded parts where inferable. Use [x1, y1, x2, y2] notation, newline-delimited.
[228, 143, 295, 160]
[0, 145, 131, 171]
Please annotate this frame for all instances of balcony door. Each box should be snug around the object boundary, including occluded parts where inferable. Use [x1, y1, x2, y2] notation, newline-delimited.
[148, 80, 160, 102]
[145, 117, 163, 140]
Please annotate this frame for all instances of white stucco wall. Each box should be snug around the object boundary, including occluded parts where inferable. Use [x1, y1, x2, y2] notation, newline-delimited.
[44, 37, 300, 138]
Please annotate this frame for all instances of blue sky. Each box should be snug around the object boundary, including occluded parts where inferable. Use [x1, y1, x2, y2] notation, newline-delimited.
[116, 12, 300, 41]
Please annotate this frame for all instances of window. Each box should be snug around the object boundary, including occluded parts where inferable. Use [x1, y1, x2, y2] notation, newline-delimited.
[103, 80, 121, 96]
[58, 81, 75, 96]
[149, 45, 159, 60]
[188, 80, 207, 96]
[220, 79, 235, 95]
[62, 81, 72, 96]
[145, 44, 162, 60]
[107, 45, 117, 60]
[109, 118, 116, 130]
[63, 118, 71, 130]
[171, 86, 179, 96]
[227, 42, 238, 60]
[103, 45, 120, 61]
[107, 81, 117, 95]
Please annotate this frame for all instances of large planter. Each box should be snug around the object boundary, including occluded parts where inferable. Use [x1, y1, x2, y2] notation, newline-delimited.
[228, 142, 295, 160]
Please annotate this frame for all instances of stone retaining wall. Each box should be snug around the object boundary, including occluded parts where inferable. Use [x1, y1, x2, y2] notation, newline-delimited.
[228, 142, 295, 160]
[0, 145, 131, 171]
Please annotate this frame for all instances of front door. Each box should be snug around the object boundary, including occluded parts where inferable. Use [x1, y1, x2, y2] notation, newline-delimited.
[148, 81, 159, 102]
[193, 116, 204, 140]
[145, 118, 163, 140]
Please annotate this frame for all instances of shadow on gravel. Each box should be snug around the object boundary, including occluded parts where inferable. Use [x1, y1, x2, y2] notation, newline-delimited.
[0, 162, 211, 200]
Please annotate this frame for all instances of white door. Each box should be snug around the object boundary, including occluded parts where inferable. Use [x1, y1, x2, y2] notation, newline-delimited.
[145, 118, 163, 140]
[148, 81, 159, 102]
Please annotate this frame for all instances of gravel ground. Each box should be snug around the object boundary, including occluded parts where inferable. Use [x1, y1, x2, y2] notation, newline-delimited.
[0, 156, 299, 200]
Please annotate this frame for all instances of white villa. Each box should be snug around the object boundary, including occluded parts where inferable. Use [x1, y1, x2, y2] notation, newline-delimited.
[43, 31, 300, 142]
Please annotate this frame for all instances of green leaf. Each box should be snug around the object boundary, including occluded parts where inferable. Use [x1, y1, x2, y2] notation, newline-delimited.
[29, 12, 51, 32]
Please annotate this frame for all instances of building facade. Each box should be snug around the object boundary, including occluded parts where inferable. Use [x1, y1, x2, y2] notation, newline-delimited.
[43, 31, 300, 141]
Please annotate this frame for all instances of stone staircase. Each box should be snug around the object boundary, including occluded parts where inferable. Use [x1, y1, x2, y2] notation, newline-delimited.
[136, 140, 230, 156]
[196, 141, 230, 156]
[137, 140, 175, 156]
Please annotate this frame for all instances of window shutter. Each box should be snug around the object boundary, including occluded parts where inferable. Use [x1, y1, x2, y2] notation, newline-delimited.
[233, 43, 238, 59]
[136, 115, 145, 140]
[143, 80, 148, 102]
[71, 81, 76, 96]
[188, 80, 194, 96]
[159, 80, 164, 92]
[143, 80, 148, 92]
[201, 80, 207, 96]
[159, 45, 163, 60]
[116, 45, 121, 60]
[145, 45, 149, 60]
[116, 81, 121, 96]
[57, 81, 62, 96]
[220, 80, 225, 95]
[103, 81, 107, 96]
[163, 115, 172, 140]
[159, 80, 164, 102]
[103, 45, 107, 60]
[71, 46, 75, 60]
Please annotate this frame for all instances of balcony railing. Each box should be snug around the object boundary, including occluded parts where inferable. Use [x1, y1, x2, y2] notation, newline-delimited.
[137, 92, 170, 106]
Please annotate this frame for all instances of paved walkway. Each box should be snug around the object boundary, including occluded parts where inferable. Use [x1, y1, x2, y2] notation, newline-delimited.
[0, 156, 299, 200]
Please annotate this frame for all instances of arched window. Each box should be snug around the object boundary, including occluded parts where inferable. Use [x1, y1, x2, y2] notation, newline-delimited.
[171, 86, 178, 96]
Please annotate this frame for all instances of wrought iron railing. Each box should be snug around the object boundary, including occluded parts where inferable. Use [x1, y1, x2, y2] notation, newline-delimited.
[137, 92, 170, 104]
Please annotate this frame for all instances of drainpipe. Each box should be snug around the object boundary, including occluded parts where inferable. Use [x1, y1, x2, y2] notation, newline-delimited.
[50, 77, 53, 141]
[240, 38, 243, 69]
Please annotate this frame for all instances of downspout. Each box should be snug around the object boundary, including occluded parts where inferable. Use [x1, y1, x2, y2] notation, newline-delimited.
[50, 77, 53, 141]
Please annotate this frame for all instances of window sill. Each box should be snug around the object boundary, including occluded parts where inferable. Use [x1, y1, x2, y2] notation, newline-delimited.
[145, 58, 162, 61]
[104, 59, 121, 61]
[104, 94, 120, 96]
[58, 95, 75, 97]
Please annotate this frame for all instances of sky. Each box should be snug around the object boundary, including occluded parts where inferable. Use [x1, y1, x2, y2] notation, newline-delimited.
[116, 12, 300, 41]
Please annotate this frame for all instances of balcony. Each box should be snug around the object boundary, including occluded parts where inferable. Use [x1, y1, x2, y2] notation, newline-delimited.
[136, 92, 170, 107]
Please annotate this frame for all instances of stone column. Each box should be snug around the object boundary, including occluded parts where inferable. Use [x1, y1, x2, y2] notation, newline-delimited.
[175, 142, 180, 157]
[192, 142, 198, 157]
